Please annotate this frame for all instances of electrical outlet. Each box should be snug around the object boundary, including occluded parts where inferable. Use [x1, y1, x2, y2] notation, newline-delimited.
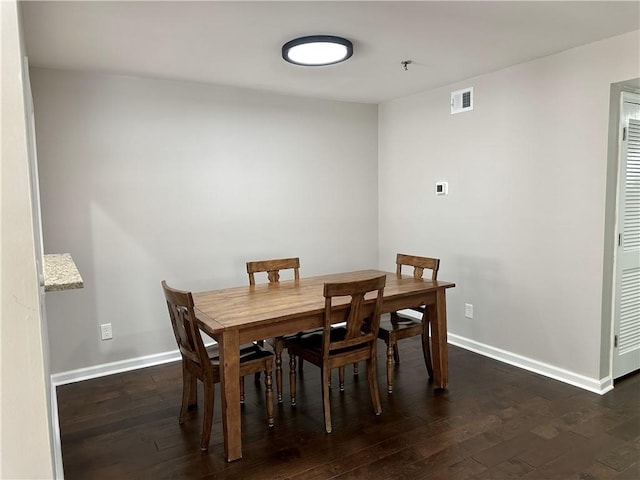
[464, 303, 474, 319]
[100, 323, 113, 340]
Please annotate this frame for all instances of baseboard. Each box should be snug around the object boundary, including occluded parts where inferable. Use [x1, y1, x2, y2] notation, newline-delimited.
[50, 381, 64, 480]
[50, 348, 182, 386]
[448, 333, 613, 395]
[49, 328, 615, 396]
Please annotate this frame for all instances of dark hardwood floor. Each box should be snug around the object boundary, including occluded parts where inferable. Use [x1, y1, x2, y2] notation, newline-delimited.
[56, 339, 639, 479]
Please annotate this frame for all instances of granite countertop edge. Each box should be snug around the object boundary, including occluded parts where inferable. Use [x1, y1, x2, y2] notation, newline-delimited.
[43, 253, 84, 292]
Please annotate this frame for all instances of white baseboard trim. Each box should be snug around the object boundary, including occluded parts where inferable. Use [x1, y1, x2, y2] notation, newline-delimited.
[49, 330, 615, 396]
[51, 380, 64, 480]
[448, 333, 613, 395]
[50, 348, 182, 386]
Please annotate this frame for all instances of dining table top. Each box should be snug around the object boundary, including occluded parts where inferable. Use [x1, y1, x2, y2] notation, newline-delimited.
[193, 269, 455, 337]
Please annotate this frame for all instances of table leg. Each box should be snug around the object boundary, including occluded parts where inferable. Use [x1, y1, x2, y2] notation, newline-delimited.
[428, 289, 449, 389]
[219, 329, 242, 461]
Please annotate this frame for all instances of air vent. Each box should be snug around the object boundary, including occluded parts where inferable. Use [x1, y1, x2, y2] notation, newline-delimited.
[451, 87, 473, 114]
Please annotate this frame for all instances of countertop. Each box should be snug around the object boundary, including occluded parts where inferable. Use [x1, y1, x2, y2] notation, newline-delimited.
[43, 253, 84, 292]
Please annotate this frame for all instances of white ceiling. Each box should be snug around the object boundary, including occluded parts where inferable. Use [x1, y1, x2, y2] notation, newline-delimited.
[21, 1, 640, 104]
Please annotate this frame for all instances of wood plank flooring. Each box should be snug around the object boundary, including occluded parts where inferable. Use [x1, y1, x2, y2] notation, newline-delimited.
[56, 339, 639, 479]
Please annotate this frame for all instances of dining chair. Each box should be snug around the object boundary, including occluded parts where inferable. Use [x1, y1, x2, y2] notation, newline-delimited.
[377, 254, 440, 393]
[287, 275, 386, 433]
[246, 257, 300, 403]
[161, 280, 274, 451]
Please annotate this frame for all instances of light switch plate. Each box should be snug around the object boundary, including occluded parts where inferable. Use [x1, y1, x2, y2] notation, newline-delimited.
[435, 181, 448, 195]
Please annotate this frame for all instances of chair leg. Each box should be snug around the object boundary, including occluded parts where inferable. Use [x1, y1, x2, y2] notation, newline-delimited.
[240, 376, 245, 404]
[422, 321, 434, 379]
[180, 366, 196, 423]
[187, 373, 198, 408]
[386, 342, 395, 394]
[321, 367, 332, 433]
[353, 362, 359, 376]
[289, 354, 297, 406]
[200, 380, 215, 451]
[254, 340, 265, 383]
[264, 363, 274, 428]
[393, 343, 400, 364]
[338, 366, 345, 391]
[367, 355, 383, 416]
[274, 338, 284, 403]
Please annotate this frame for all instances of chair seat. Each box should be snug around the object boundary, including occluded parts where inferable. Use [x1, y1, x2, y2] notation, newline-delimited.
[378, 313, 423, 338]
[287, 327, 369, 356]
[283, 327, 327, 342]
[265, 328, 325, 348]
[206, 343, 273, 365]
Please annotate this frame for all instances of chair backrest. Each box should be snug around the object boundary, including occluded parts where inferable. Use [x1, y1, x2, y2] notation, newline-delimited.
[322, 275, 386, 355]
[246, 257, 300, 285]
[396, 254, 440, 281]
[161, 280, 212, 375]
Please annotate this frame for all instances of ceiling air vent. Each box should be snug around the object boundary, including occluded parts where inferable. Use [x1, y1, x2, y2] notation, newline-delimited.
[451, 87, 473, 114]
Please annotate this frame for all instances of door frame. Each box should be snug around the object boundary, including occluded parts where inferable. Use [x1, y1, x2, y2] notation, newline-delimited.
[22, 55, 65, 479]
[603, 80, 640, 387]
[611, 90, 640, 379]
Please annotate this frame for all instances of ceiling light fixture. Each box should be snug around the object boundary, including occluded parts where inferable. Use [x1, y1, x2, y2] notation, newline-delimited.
[282, 35, 353, 66]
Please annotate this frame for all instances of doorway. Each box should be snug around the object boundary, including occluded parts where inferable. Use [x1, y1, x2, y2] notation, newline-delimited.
[613, 91, 640, 379]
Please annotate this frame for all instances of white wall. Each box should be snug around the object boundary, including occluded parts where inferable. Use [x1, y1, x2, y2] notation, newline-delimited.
[1, 1, 54, 478]
[30, 68, 379, 374]
[378, 30, 640, 383]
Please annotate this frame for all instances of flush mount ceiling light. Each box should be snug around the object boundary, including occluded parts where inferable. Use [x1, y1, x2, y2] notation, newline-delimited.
[282, 35, 353, 66]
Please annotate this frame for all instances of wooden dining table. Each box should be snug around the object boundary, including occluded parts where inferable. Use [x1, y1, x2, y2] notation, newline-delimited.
[193, 269, 455, 462]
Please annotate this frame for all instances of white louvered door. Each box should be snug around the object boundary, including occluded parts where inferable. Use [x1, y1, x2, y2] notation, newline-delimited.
[613, 93, 640, 379]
